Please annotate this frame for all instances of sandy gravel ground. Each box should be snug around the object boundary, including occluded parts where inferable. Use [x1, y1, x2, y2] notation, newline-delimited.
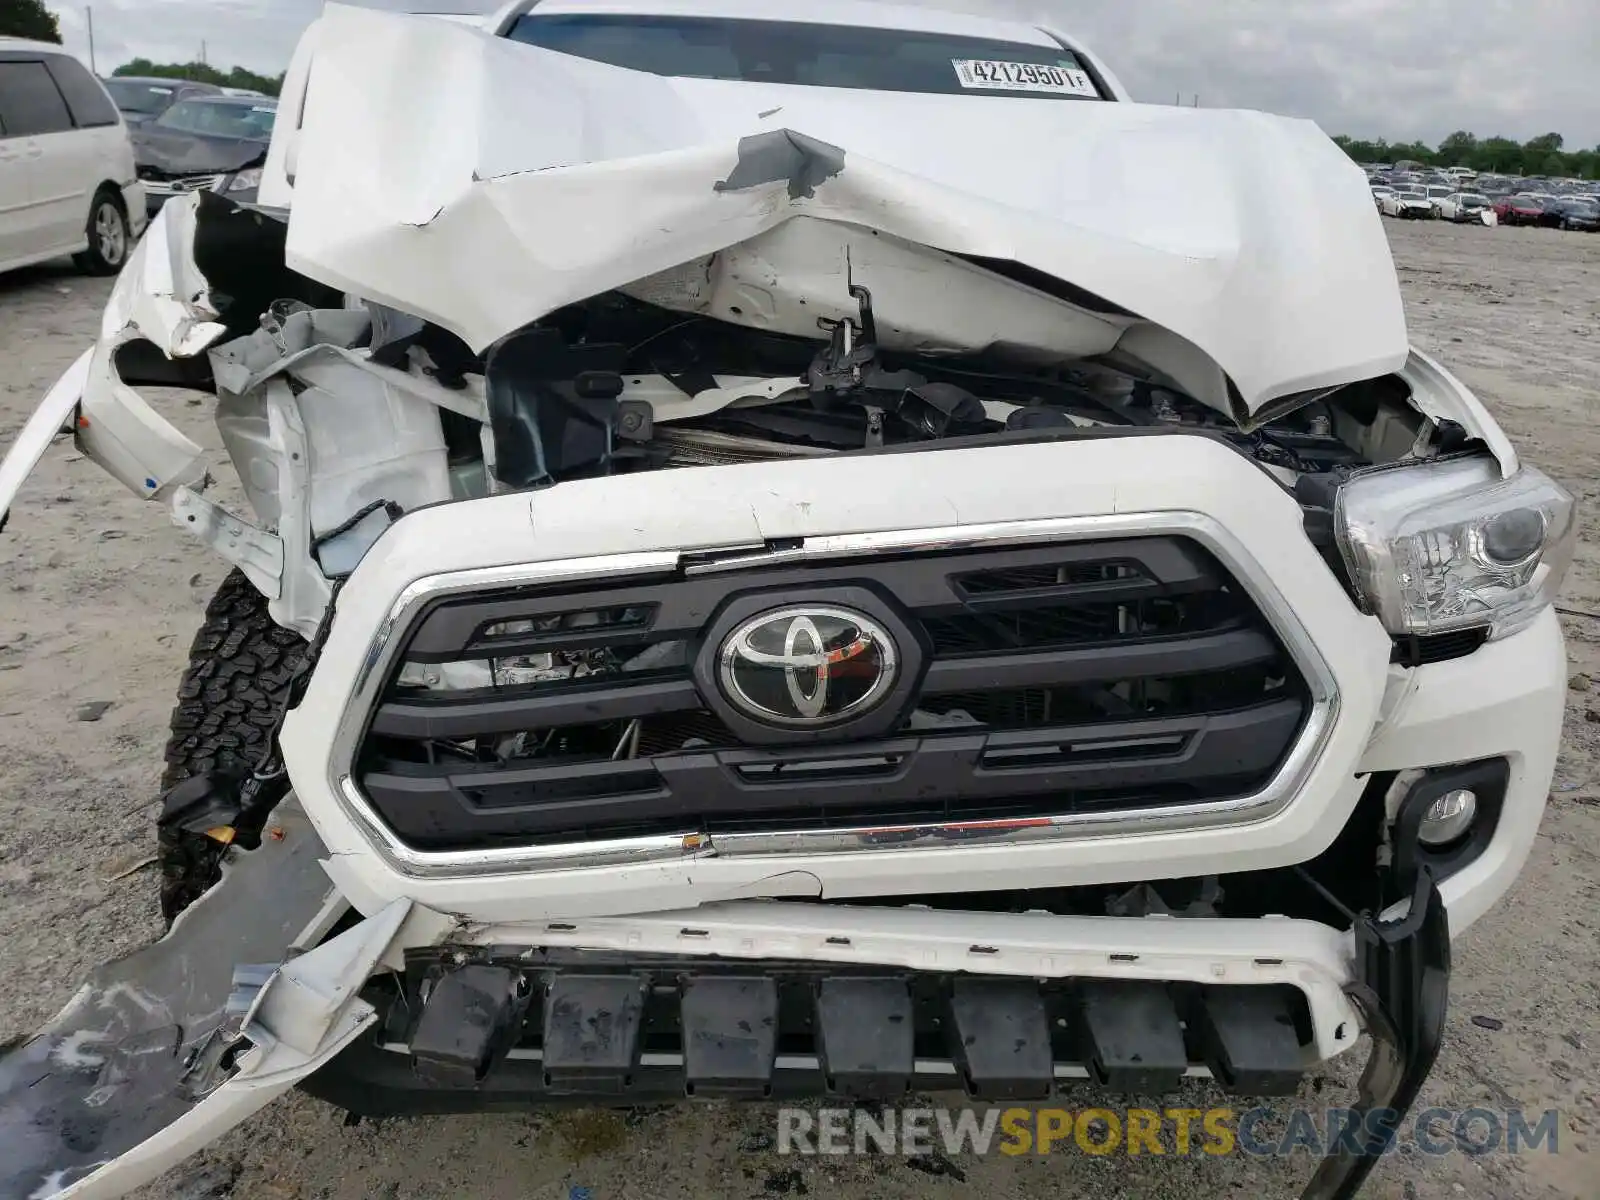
[1, 220, 1597, 1200]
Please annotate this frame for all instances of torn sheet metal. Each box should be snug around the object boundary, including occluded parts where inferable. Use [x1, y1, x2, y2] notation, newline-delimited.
[0, 348, 89, 534]
[97, 197, 225, 360]
[2, 196, 225, 528]
[75, 198, 222, 503]
[1398, 347, 1518, 476]
[207, 308, 458, 632]
[169, 486, 284, 600]
[285, 4, 1408, 417]
[0, 803, 453, 1200]
[621, 217, 1134, 363]
[0, 805, 329, 1200]
[185, 304, 486, 634]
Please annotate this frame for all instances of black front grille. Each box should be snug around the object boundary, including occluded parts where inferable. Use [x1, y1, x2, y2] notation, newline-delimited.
[354, 538, 1311, 850]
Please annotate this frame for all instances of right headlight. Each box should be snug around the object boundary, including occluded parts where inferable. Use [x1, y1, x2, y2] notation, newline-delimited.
[1335, 456, 1576, 641]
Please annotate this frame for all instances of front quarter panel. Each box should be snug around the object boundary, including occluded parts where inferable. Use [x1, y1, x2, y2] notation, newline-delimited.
[72, 196, 226, 502]
[1, 196, 226, 520]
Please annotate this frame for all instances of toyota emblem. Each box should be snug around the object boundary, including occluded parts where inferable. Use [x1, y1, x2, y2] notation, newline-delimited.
[716, 606, 899, 729]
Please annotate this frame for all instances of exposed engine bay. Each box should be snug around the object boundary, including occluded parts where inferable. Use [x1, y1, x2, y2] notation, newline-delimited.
[84, 194, 1482, 691]
[474, 282, 1381, 484]
[292, 239, 1462, 788]
[8, 186, 1508, 835]
[358, 244, 1449, 498]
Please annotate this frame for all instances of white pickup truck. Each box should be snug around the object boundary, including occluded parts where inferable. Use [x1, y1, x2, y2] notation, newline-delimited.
[0, 2, 1571, 1198]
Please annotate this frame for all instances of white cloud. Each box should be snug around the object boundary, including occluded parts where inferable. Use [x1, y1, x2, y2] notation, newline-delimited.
[46, 0, 1600, 148]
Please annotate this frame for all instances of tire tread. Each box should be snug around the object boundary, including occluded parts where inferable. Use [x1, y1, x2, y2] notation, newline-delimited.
[157, 571, 305, 919]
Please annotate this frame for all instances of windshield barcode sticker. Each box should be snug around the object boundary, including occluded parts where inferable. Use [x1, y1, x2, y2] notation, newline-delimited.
[951, 59, 1098, 96]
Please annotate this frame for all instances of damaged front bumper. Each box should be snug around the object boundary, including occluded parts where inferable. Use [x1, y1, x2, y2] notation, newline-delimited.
[0, 805, 1450, 1200]
[0, 804, 344, 1200]
[0, 804, 449, 1200]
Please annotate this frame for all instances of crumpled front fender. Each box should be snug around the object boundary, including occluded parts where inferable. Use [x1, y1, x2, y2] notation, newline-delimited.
[73, 195, 223, 506]
[0, 196, 221, 534]
[0, 803, 448, 1200]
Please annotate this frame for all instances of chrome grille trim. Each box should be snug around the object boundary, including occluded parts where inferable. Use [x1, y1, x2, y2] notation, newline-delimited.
[143, 173, 226, 194]
[326, 513, 1340, 878]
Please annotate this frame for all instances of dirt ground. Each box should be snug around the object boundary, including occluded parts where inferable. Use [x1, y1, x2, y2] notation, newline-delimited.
[1, 219, 1597, 1200]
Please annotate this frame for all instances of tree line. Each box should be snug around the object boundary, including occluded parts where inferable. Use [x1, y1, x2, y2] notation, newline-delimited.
[1333, 131, 1599, 180]
[111, 58, 285, 97]
[1, 0, 59, 41]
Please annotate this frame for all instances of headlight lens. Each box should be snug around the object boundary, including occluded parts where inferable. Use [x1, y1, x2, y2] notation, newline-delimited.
[226, 168, 264, 193]
[1336, 456, 1576, 640]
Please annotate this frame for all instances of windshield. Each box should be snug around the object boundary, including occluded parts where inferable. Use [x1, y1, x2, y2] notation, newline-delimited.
[104, 79, 177, 114]
[504, 14, 1107, 99]
[1399, 192, 1426, 201]
[1460, 195, 1488, 207]
[154, 99, 277, 139]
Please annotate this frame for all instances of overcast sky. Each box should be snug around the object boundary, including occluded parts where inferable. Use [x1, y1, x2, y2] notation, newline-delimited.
[49, 0, 1600, 149]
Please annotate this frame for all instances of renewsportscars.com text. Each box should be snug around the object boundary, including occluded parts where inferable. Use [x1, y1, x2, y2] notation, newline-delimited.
[775, 1105, 1562, 1159]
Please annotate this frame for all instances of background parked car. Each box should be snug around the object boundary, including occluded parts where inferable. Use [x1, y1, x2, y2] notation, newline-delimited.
[1435, 192, 1492, 222]
[132, 95, 277, 213]
[1551, 198, 1600, 231]
[0, 39, 147, 276]
[100, 76, 221, 128]
[1494, 195, 1547, 226]
[1379, 189, 1434, 219]
[1533, 198, 1569, 228]
[1370, 184, 1395, 209]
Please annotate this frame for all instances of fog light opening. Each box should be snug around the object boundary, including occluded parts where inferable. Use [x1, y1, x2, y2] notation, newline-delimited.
[1418, 788, 1478, 847]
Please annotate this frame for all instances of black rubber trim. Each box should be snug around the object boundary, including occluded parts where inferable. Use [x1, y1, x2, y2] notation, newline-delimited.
[1389, 627, 1490, 667]
[360, 699, 1303, 845]
[375, 626, 1275, 739]
[399, 537, 1220, 662]
[1299, 870, 1450, 1200]
[300, 953, 1315, 1115]
[371, 677, 702, 739]
[921, 627, 1277, 694]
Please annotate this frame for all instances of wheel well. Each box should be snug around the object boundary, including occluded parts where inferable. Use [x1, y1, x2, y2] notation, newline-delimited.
[91, 182, 127, 213]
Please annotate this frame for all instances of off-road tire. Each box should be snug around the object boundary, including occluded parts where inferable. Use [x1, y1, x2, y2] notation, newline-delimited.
[158, 570, 306, 920]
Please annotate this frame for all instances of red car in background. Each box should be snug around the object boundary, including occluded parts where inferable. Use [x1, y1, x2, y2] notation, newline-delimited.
[1494, 195, 1547, 226]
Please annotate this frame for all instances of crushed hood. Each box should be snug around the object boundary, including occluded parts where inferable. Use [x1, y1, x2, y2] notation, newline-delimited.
[284, 4, 1409, 417]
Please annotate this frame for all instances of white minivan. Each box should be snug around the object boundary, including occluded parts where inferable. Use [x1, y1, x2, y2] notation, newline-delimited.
[0, 39, 147, 276]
